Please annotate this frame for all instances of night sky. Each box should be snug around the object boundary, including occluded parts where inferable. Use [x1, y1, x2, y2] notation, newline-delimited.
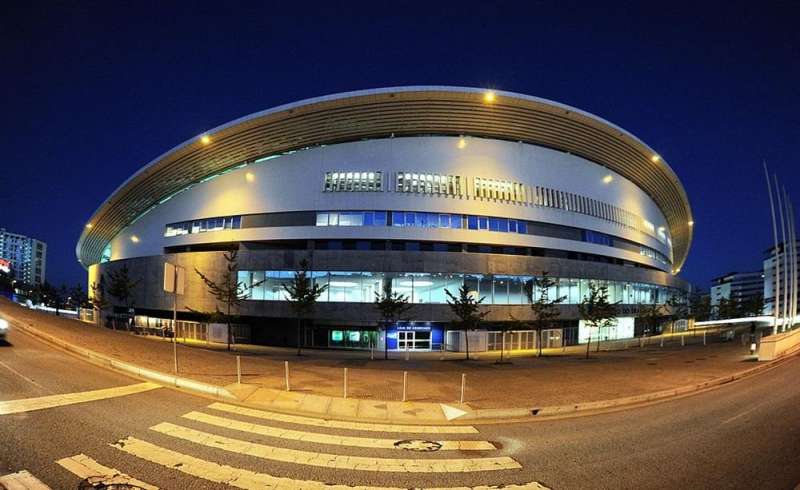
[2, 1, 798, 289]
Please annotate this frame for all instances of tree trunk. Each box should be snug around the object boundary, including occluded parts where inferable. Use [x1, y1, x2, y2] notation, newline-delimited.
[538, 327, 543, 357]
[383, 322, 389, 360]
[226, 302, 232, 351]
[464, 329, 470, 360]
[499, 331, 505, 363]
[296, 315, 302, 356]
[586, 335, 591, 359]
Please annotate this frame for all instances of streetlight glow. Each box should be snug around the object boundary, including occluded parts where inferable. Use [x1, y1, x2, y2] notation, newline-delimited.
[651, 154, 660, 162]
[483, 91, 496, 103]
[245, 172, 255, 182]
[457, 137, 467, 149]
[130, 235, 140, 243]
[200, 135, 212, 145]
[603, 175, 613, 184]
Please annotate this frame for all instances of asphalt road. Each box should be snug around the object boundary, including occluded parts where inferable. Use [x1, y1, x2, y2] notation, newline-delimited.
[1, 326, 799, 489]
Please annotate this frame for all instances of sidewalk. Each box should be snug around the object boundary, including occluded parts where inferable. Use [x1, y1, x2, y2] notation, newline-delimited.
[0, 298, 763, 416]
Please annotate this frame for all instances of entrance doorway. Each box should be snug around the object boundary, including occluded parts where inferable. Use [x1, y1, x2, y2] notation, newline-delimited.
[397, 330, 431, 350]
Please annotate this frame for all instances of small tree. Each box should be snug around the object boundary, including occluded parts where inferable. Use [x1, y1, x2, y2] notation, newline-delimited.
[578, 282, 618, 358]
[739, 294, 764, 318]
[106, 265, 141, 330]
[445, 284, 488, 360]
[638, 302, 663, 336]
[70, 283, 89, 309]
[374, 281, 412, 360]
[195, 250, 262, 351]
[90, 278, 110, 326]
[689, 293, 711, 323]
[282, 258, 327, 356]
[524, 272, 566, 357]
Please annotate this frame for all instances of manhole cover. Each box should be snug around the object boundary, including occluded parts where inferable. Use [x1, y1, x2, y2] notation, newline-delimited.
[78, 475, 147, 489]
[393, 439, 443, 452]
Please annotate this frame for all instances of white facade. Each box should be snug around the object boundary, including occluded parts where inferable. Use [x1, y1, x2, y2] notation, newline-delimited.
[107, 136, 673, 271]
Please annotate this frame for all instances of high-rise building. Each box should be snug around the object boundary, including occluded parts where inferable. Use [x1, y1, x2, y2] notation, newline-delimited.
[0, 228, 46, 286]
[763, 240, 800, 316]
[710, 271, 764, 309]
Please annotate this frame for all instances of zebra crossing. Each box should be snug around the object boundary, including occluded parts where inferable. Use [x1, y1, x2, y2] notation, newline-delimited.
[2, 402, 549, 489]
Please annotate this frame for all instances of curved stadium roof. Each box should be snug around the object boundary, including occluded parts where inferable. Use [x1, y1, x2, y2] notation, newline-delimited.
[77, 86, 694, 271]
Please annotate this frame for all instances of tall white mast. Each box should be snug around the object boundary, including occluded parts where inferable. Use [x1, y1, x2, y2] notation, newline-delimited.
[764, 162, 780, 335]
[789, 195, 797, 328]
[775, 175, 788, 332]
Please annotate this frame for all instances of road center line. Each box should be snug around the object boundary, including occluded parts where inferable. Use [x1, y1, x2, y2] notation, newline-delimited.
[182, 410, 495, 450]
[207, 402, 479, 434]
[111, 436, 549, 489]
[56, 454, 158, 490]
[149, 422, 519, 473]
[0, 382, 160, 415]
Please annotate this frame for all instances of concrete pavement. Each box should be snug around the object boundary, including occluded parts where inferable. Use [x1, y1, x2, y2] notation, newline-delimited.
[2, 317, 800, 488]
[0, 298, 766, 418]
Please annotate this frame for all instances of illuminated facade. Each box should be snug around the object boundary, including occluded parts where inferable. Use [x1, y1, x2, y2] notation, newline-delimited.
[77, 87, 693, 349]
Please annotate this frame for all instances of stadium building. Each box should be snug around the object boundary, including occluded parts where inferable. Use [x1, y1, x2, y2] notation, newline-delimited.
[77, 87, 693, 351]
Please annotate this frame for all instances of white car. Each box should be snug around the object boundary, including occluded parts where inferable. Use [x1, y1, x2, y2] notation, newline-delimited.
[0, 318, 8, 341]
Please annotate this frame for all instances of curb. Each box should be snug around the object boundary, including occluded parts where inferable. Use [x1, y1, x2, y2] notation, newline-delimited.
[461, 350, 795, 421]
[9, 319, 236, 401]
[7, 312, 796, 425]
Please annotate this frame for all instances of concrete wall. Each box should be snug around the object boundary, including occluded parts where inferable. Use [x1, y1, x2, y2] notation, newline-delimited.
[758, 328, 800, 361]
[107, 136, 673, 271]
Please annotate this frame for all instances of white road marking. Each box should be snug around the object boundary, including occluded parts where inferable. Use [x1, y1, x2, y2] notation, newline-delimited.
[111, 436, 550, 489]
[0, 382, 160, 415]
[0, 470, 51, 489]
[441, 404, 469, 421]
[56, 453, 158, 490]
[182, 410, 495, 450]
[208, 402, 479, 434]
[148, 422, 519, 473]
[0, 360, 50, 392]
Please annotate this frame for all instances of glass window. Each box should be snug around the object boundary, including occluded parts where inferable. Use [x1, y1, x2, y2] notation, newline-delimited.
[329, 271, 363, 302]
[363, 212, 374, 226]
[316, 213, 329, 226]
[478, 216, 488, 230]
[392, 211, 404, 226]
[493, 276, 510, 305]
[467, 215, 478, 230]
[374, 211, 387, 227]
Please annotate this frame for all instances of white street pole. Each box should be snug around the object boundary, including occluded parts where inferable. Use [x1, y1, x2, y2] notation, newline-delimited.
[776, 175, 789, 331]
[172, 267, 178, 375]
[284, 361, 290, 391]
[402, 371, 408, 402]
[343, 367, 348, 399]
[236, 355, 241, 384]
[460, 373, 466, 404]
[765, 163, 781, 335]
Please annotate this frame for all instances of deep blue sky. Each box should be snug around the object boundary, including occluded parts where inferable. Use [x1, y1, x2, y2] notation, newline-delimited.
[2, 1, 798, 289]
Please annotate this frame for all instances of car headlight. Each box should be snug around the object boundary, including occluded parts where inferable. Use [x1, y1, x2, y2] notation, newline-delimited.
[0, 319, 8, 332]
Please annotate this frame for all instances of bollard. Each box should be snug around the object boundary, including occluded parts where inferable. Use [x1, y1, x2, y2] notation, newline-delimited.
[402, 371, 408, 402]
[173, 337, 178, 374]
[236, 355, 241, 385]
[284, 361, 290, 391]
[460, 373, 466, 404]
[660, 336, 664, 348]
[703, 330, 707, 346]
[343, 367, 348, 399]
[405, 343, 410, 361]
[681, 335, 685, 347]
[370, 338, 374, 361]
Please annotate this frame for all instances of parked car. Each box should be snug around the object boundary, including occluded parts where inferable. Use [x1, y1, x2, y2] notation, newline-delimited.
[0, 318, 8, 341]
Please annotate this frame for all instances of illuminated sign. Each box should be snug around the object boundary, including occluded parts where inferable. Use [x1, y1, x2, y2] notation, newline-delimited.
[331, 330, 343, 342]
[0, 258, 10, 274]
